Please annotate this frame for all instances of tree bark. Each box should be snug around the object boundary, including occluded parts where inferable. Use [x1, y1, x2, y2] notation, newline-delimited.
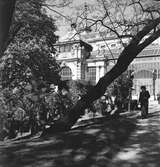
[0, 0, 16, 57]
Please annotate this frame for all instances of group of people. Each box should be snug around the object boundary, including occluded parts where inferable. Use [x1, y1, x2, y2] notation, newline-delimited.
[99, 95, 114, 116]
[99, 85, 151, 118]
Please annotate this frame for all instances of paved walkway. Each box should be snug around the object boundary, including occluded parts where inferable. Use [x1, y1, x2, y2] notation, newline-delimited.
[111, 102, 160, 167]
[0, 102, 160, 167]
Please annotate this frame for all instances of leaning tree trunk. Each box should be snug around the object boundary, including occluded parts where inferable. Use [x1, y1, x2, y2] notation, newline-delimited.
[0, 0, 16, 57]
[42, 17, 160, 135]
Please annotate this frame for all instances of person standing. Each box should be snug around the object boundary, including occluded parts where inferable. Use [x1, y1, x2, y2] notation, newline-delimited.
[139, 86, 150, 118]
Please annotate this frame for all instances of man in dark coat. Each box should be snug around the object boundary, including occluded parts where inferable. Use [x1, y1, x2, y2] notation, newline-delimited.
[139, 86, 150, 118]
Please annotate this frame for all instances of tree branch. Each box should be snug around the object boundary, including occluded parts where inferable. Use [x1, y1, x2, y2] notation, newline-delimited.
[130, 17, 160, 45]
[138, 29, 160, 50]
[42, 14, 160, 135]
[45, 5, 72, 23]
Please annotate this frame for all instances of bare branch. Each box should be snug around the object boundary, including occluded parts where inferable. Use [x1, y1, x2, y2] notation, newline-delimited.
[45, 5, 72, 23]
[129, 17, 160, 45]
[138, 29, 160, 49]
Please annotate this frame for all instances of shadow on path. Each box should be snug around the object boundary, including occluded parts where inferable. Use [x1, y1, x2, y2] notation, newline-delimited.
[111, 110, 160, 167]
[0, 117, 137, 167]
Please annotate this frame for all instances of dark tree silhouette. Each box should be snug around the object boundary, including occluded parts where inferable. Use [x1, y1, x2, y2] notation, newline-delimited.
[0, 0, 16, 56]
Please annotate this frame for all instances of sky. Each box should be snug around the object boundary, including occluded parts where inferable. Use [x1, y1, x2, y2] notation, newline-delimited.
[46, 0, 149, 40]
[46, 0, 96, 38]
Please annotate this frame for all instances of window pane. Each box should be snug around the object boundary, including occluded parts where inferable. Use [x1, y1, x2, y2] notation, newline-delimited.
[61, 67, 72, 80]
[87, 67, 96, 84]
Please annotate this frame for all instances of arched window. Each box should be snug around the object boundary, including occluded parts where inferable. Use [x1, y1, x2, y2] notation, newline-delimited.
[61, 66, 72, 81]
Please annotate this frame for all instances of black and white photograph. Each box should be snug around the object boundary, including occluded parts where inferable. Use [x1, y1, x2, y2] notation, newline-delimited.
[0, 0, 160, 166]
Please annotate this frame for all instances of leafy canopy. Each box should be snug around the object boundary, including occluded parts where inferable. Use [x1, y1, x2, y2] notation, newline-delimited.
[0, 0, 61, 89]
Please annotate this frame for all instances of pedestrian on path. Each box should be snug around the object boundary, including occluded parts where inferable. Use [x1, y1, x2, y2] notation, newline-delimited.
[139, 85, 150, 118]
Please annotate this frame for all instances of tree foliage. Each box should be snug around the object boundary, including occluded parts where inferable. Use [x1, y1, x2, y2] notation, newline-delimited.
[0, 0, 63, 138]
[6, 0, 58, 48]
[108, 72, 132, 99]
[0, 0, 61, 90]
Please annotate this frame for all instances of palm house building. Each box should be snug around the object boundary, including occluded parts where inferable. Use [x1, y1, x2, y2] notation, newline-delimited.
[53, 31, 160, 97]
